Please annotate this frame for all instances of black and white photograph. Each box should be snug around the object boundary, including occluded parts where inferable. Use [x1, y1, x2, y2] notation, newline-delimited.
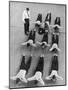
[9, 1, 66, 89]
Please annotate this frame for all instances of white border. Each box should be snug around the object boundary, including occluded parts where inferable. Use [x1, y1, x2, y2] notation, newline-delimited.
[0, 0, 67, 90]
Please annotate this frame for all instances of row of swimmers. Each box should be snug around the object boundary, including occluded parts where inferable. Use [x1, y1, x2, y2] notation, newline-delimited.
[10, 13, 62, 86]
[10, 53, 63, 86]
[21, 13, 61, 51]
[21, 29, 60, 51]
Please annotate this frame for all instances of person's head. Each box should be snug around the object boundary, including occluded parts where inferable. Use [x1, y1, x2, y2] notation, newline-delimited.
[26, 8, 29, 11]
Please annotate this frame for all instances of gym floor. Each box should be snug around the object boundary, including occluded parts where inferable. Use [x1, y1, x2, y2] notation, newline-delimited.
[9, 1, 66, 88]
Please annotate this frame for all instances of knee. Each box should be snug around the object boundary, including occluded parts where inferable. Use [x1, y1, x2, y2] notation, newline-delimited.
[35, 71, 42, 79]
[30, 40, 33, 44]
[53, 43, 57, 48]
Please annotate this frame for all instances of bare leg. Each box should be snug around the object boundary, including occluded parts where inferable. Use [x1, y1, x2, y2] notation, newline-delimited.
[55, 45, 61, 51]
[36, 41, 42, 45]
[27, 75, 36, 81]
[31, 42, 36, 47]
[10, 75, 18, 81]
[45, 70, 63, 81]
[27, 71, 45, 86]
[10, 70, 27, 83]
[49, 43, 60, 51]
[35, 72, 45, 86]
[28, 40, 33, 45]
[43, 42, 50, 47]
[21, 40, 29, 45]
[50, 24, 62, 29]
[27, 40, 36, 47]
[49, 44, 56, 51]
[55, 72, 63, 80]
[21, 40, 33, 46]
[38, 78, 45, 86]
[45, 71, 55, 80]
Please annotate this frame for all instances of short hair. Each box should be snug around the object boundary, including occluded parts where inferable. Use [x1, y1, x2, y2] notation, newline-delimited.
[26, 8, 29, 11]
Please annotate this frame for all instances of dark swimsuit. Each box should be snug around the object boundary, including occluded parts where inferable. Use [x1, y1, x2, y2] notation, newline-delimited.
[34, 56, 44, 75]
[27, 30, 36, 43]
[20, 55, 32, 73]
[51, 55, 58, 71]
